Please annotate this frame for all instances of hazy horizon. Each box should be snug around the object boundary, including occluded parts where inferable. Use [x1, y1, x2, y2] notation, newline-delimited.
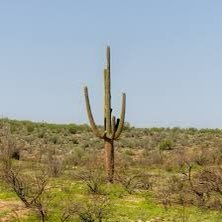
[1, 1, 222, 128]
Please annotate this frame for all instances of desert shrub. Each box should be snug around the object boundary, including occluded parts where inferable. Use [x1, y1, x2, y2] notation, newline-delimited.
[159, 163, 222, 210]
[77, 124, 91, 133]
[187, 127, 198, 135]
[159, 139, 173, 151]
[64, 147, 85, 166]
[69, 137, 79, 145]
[67, 124, 78, 134]
[45, 123, 65, 134]
[157, 171, 196, 210]
[61, 197, 111, 222]
[73, 155, 106, 194]
[49, 135, 61, 144]
[142, 149, 163, 166]
[47, 147, 64, 177]
[193, 148, 210, 166]
[115, 172, 141, 194]
[163, 155, 178, 172]
[76, 168, 106, 194]
[26, 123, 35, 133]
[0, 123, 23, 162]
[115, 171, 152, 194]
[115, 160, 152, 194]
[8, 122, 19, 133]
[193, 167, 222, 209]
[38, 129, 46, 138]
[0, 145, 48, 222]
[124, 149, 134, 156]
[213, 148, 222, 165]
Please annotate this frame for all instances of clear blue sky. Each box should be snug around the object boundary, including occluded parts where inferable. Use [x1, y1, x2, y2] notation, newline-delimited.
[0, 1, 222, 128]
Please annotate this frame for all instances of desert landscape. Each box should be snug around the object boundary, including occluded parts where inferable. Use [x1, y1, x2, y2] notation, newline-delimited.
[1, 1, 222, 221]
[1, 118, 222, 221]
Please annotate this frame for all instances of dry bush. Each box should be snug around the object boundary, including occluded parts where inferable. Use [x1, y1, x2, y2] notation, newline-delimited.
[192, 147, 212, 166]
[115, 171, 152, 194]
[158, 162, 222, 210]
[192, 166, 222, 209]
[162, 148, 195, 172]
[63, 146, 86, 167]
[47, 146, 64, 177]
[1, 163, 48, 222]
[157, 173, 188, 210]
[141, 149, 164, 166]
[0, 122, 48, 222]
[115, 172, 142, 194]
[73, 154, 106, 194]
[76, 168, 106, 194]
[61, 196, 111, 222]
[115, 158, 152, 194]
[0, 122, 23, 162]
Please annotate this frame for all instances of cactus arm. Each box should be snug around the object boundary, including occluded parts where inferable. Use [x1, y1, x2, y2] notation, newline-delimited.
[114, 93, 126, 139]
[111, 116, 116, 139]
[84, 86, 103, 138]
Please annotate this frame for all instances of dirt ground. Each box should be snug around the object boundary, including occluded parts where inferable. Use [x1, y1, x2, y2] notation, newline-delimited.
[0, 200, 28, 222]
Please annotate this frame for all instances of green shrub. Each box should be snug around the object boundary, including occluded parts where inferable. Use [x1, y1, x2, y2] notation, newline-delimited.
[124, 149, 134, 156]
[26, 123, 35, 133]
[159, 139, 173, 151]
[49, 135, 60, 144]
[67, 124, 77, 134]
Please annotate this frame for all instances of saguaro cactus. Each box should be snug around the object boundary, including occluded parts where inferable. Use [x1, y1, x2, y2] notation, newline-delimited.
[84, 46, 126, 183]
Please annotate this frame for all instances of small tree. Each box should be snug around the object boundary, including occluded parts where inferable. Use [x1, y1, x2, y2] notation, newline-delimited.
[0, 122, 48, 222]
[2, 166, 48, 222]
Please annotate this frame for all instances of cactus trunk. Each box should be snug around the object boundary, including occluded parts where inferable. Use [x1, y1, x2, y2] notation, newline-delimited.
[104, 139, 114, 183]
[84, 46, 126, 183]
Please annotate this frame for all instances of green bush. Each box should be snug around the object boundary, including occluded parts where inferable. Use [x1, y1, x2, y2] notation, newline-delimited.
[26, 123, 35, 133]
[159, 139, 173, 151]
[49, 135, 60, 144]
[67, 124, 77, 134]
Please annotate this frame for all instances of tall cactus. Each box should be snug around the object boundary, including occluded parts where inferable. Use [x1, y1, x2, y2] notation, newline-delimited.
[84, 46, 126, 183]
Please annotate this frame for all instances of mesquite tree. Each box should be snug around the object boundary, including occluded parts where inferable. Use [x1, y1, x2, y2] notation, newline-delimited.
[84, 46, 126, 183]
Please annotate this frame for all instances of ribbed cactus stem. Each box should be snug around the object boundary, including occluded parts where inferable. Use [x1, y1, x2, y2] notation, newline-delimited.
[105, 70, 111, 135]
[104, 69, 107, 131]
[111, 116, 116, 139]
[84, 86, 103, 138]
[105, 46, 112, 135]
[114, 93, 126, 139]
[106, 46, 110, 71]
